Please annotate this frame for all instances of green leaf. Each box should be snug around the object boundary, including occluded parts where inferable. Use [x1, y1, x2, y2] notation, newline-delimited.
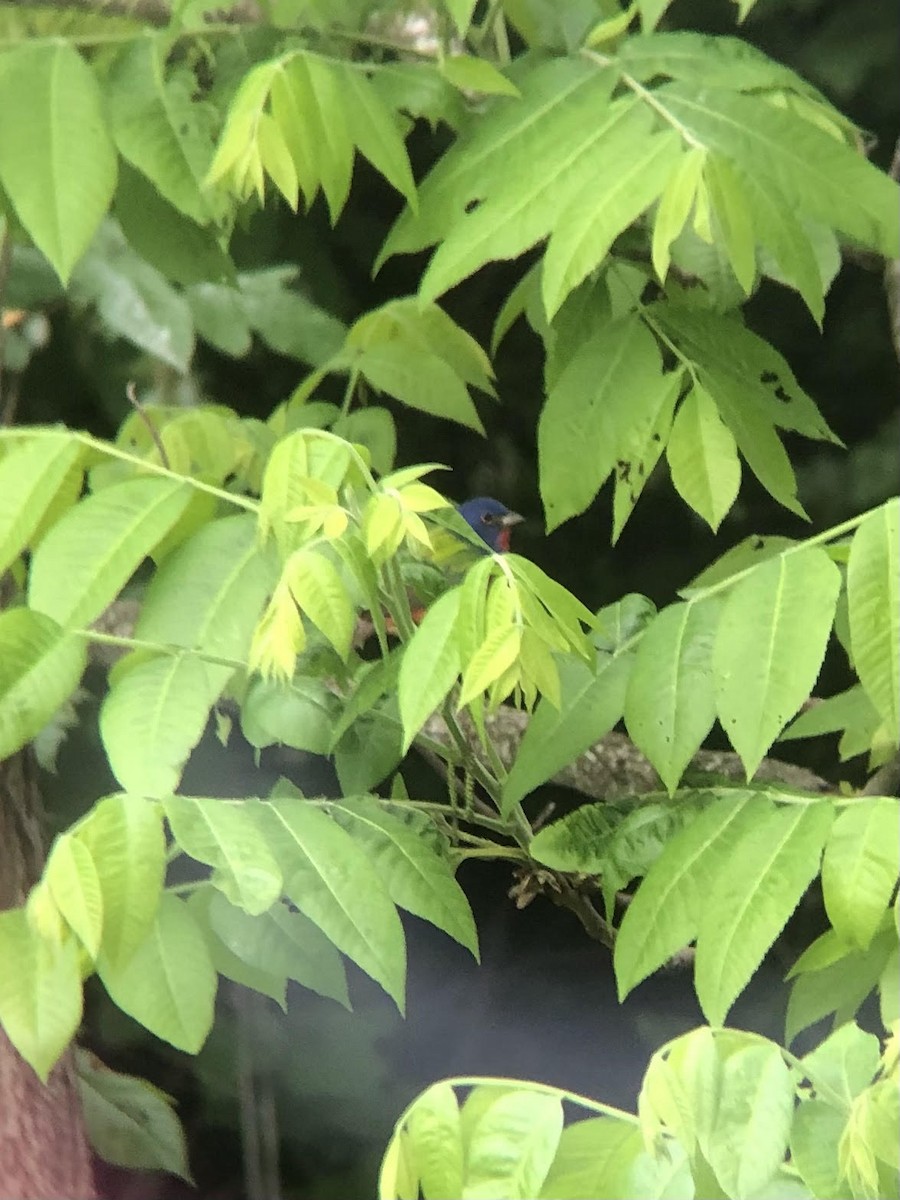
[0, 434, 83, 576]
[242, 675, 342, 755]
[69, 219, 196, 372]
[186, 282, 252, 356]
[205, 891, 350, 1007]
[652, 144, 706, 280]
[780, 685, 878, 743]
[399, 589, 462, 750]
[100, 654, 234, 796]
[76, 1049, 191, 1181]
[105, 37, 219, 225]
[186, 889, 286, 1008]
[666, 384, 741, 531]
[847, 501, 899, 737]
[611, 368, 682, 543]
[681, 534, 798, 597]
[114, 163, 234, 288]
[164, 797, 282, 916]
[28, 475, 192, 628]
[821, 800, 900, 950]
[0, 909, 82, 1082]
[76, 794, 166, 967]
[379, 57, 619, 289]
[238, 267, 346, 366]
[99, 893, 217, 1053]
[336, 61, 417, 207]
[539, 1116, 692, 1200]
[441, 54, 520, 98]
[405, 1081, 464, 1200]
[541, 116, 681, 317]
[615, 791, 759, 997]
[624, 599, 721, 793]
[0, 608, 87, 760]
[463, 1090, 563, 1200]
[695, 801, 834, 1025]
[286, 548, 355, 661]
[539, 312, 668, 530]
[442, 0, 478, 35]
[332, 407, 397, 476]
[790, 1100, 849, 1199]
[332, 798, 478, 958]
[356, 342, 485, 433]
[502, 652, 633, 813]
[714, 547, 841, 776]
[658, 85, 899, 260]
[785, 927, 895, 1044]
[45, 834, 103, 959]
[705, 1042, 794, 1197]
[136, 514, 278, 658]
[0, 41, 117, 282]
[801, 1022, 881, 1108]
[255, 798, 407, 1010]
[458, 625, 521, 708]
[529, 803, 619, 874]
[703, 152, 756, 293]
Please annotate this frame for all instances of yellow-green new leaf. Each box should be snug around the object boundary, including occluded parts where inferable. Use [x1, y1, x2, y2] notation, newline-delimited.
[714, 547, 841, 777]
[463, 1090, 563, 1200]
[76, 794, 166, 968]
[45, 834, 104, 959]
[652, 145, 705, 280]
[29, 476, 193, 628]
[399, 589, 462, 750]
[406, 1082, 464, 1200]
[667, 384, 741, 531]
[99, 894, 217, 1054]
[458, 625, 522, 709]
[0, 41, 117, 282]
[287, 549, 355, 661]
[0, 909, 83, 1082]
[704, 153, 756, 293]
[0, 608, 87, 761]
[847, 501, 899, 739]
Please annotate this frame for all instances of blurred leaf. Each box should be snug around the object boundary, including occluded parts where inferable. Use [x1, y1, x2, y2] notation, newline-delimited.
[821, 800, 900, 950]
[0, 608, 87, 760]
[77, 1049, 191, 1181]
[237, 267, 346, 365]
[69, 221, 195, 371]
[241, 675, 341, 755]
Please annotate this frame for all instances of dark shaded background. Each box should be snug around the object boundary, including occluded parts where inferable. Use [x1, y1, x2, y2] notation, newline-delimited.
[15, 0, 900, 1194]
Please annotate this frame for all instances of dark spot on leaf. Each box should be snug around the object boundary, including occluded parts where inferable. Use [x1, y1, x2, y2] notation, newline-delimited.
[760, 370, 778, 384]
[753, 537, 765, 550]
[464, 198, 481, 214]
[774, 385, 791, 403]
[651, 433, 661, 443]
[638, 462, 645, 477]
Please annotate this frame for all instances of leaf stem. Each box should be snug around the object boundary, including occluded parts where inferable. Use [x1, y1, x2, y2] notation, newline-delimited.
[76, 629, 247, 674]
[582, 48, 704, 149]
[0, 427, 259, 511]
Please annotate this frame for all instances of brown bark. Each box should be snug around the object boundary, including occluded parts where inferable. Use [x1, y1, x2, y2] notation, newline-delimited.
[0, 753, 98, 1199]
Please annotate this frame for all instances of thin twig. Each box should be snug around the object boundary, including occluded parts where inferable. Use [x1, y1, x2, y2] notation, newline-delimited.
[126, 381, 170, 470]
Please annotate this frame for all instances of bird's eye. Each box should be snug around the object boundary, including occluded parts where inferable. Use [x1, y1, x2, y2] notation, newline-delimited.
[481, 511, 495, 525]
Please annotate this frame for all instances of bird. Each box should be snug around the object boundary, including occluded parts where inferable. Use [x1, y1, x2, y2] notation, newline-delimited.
[455, 497, 524, 553]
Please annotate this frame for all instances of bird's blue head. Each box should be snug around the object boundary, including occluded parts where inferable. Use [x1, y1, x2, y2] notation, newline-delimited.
[456, 497, 524, 553]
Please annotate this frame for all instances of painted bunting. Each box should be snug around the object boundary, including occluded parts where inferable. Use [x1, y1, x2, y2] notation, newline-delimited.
[455, 497, 524, 553]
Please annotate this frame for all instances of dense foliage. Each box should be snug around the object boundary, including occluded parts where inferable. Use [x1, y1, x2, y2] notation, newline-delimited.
[0, 0, 897, 1196]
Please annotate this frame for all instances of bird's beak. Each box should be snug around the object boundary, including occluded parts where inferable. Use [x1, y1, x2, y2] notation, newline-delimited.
[500, 510, 524, 528]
